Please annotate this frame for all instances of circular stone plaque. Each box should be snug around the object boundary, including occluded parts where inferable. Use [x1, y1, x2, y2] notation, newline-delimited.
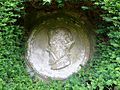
[26, 11, 94, 80]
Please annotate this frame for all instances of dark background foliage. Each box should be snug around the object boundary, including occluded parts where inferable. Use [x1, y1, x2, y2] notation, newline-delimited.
[0, 0, 120, 90]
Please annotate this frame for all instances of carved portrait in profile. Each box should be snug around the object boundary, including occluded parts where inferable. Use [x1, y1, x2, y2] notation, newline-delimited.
[47, 28, 75, 70]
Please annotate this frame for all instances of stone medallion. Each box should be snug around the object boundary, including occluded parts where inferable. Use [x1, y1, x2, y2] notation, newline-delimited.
[26, 11, 94, 80]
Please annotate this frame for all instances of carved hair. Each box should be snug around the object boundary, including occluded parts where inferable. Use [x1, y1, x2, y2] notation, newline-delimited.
[48, 28, 73, 49]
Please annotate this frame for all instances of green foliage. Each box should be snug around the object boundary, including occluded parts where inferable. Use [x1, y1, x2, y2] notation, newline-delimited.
[94, 0, 120, 89]
[0, 0, 120, 90]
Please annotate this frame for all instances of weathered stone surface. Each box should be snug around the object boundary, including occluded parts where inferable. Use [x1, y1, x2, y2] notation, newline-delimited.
[26, 10, 95, 80]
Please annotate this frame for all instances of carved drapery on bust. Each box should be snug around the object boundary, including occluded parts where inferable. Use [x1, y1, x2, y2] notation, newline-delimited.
[47, 28, 75, 70]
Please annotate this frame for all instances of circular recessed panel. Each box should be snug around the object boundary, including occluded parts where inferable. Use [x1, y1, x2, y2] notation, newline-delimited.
[27, 16, 91, 80]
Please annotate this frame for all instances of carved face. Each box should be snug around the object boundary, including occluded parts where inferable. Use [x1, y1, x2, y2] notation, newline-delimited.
[48, 28, 73, 51]
[48, 28, 74, 70]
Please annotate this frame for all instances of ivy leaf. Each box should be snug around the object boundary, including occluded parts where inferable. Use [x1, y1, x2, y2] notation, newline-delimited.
[81, 6, 89, 10]
[43, 0, 51, 4]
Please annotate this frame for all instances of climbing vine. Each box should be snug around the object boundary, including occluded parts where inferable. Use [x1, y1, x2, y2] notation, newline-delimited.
[0, 0, 120, 90]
